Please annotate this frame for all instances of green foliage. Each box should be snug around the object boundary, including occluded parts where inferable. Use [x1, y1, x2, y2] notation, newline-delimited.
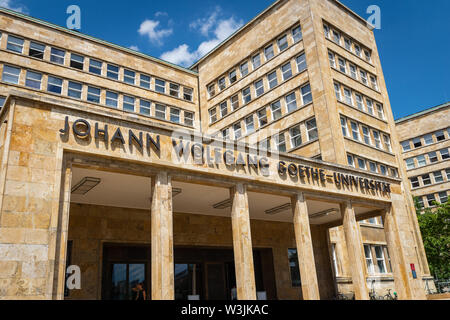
[416, 198, 450, 279]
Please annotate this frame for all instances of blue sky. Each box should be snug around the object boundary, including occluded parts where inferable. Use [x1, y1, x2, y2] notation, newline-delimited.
[1, 0, 449, 119]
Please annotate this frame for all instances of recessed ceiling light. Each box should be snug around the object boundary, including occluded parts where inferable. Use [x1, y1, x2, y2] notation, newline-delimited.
[265, 203, 291, 215]
[71, 177, 101, 195]
[213, 199, 232, 209]
[310, 208, 339, 219]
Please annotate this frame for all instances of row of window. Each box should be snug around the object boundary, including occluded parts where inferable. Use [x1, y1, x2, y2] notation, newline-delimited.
[405, 148, 450, 170]
[410, 168, 450, 189]
[208, 53, 308, 124]
[401, 128, 450, 152]
[2, 32, 194, 102]
[347, 153, 398, 178]
[334, 81, 385, 120]
[329, 50, 379, 91]
[207, 24, 303, 98]
[416, 191, 449, 209]
[341, 116, 393, 153]
[323, 22, 373, 64]
[1, 64, 195, 126]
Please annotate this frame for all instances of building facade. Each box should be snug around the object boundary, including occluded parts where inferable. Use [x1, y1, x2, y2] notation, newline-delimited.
[396, 102, 449, 210]
[0, 0, 431, 300]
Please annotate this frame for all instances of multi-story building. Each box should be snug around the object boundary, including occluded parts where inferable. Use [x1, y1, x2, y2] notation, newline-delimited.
[396, 102, 449, 210]
[0, 0, 432, 300]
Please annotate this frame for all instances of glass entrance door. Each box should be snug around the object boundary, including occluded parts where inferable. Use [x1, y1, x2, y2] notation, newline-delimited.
[110, 263, 147, 300]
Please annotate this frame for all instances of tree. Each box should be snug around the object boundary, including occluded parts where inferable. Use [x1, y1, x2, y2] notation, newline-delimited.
[415, 198, 450, 279]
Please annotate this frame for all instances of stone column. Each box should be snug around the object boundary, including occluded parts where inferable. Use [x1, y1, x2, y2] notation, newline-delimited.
[341, 201, 369, 300]
[291, 192, 320, 300]
[230, 183, 256, 300]
[151, 171, 174, 300]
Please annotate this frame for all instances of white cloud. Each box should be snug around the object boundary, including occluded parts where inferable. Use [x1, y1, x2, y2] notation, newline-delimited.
[0, 0, 27, 13]
[155, 11, 168, 17]
[129, 45, 139, 51]
[160, 44, 197, 67]
[138, 19, 173, 45]
[189, 6, 220, 37]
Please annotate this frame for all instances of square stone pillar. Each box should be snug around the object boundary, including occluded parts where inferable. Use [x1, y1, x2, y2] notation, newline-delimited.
[340, 201, 369, 300]
[291, 192, 320, 300]
[151, 171, 174, 300]
[230, 183, 256, 300]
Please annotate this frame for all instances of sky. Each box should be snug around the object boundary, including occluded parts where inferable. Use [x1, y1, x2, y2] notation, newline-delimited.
[1, 0, 449, 119]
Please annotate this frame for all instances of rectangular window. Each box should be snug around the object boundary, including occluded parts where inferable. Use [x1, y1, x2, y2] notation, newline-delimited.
[347, 155, 355, 167]
[306, 118, 318, 141]
[338, 58, 347, 73]
[447, 169, 450, 180]
[334, 83, 342, 101]
[281, 62, 293, 80]
[429, 151, 438, 163]
[290, 125, 302, 148]
[68, 81, 83, 99]
[362, 126, 371, 145]
[439, 192, 448, 204]
[271, 101, 282, 121]
[50, 48, 65, 64]
[343, 87, 353, 105]
[422, 174, 432, 186]
[276, 133, 286, 152]
[383, 135, 392, 152]
[29, 42, 45, 59]
[218, 77, 226, 91]
[301, 84, 312, 105]
[222, 128, 230, 140]
[240, 62, 249, 77]
[208, 84, 216, 98]
[376, 104, 385, 119]
[140, 74, 151, 89]
[323, 24, 330, 38]
[413, 137, 422, 148]
[410, 177, 420, 189]
[292, 25, 302, 43]
[278, 35, 288, 51]
[288, 249, 301, 287]
[105, 91, 118, 108]
[440, 148, 450, 160]
[0, 96, 5, 108]
[364, 50, 372, 62]
[184, 112, 194, 126]
[155, 104, 166, 120]
[182, 87, 193, 101]
[417, 155, 426, 167]
[242, 87, 251, 104]
[254, 79, 264, 97]
[25, 70, 42, 89]
[355, 94, 364, 111]
[267, 71, 278, 89]
[257, 108, 268, 127]
[6, 35, 24, 53]
[366, 98, 374, 115]
[233, 122, 242, 140]
[2, 65, 21, 84]
[417, 197, 424, 209]
[328, 52, 336, 68]
[424, 134, 434, 145]
[360, 70, 368, 85]
[170, 108, 180, 123]
[87, 86, 101, 104]
[402, 141, 411, 152]
[332, 30, 340, 44]
[405, 158, 415, 170]
[373, 130, 382, 149]
[296, 53, 307, 72]
[231, 94, 239, 111]
[427, 194, 436, 207]
[433, 171, 444, 183]
[341, 117, 348, 137]
[89, 59, 102, 75]
[169, 83, 180, 98]
[379, 165, 387, 175]
[351, 121, 360, 141]
[260, 138, 271, 151]
[209, 107, 217, 124]
[70, 53, 84, 70]
[344, 38, 352, 51]
[252, 54, 261, 69]
[374, 246, 387, 274]
[155, 79, 166, 93]
[264, 44, 274, 60]
[107, 64, 119, 80]
[124, 69, 136, 85]
[229, 70, 237, 84]
[245, 115, 255, 134]
[436, 130, 445, 142]
[358, 158, 366, 170]
[364, 245, 375, 275]
[369, 162, 377, 173]
[354, 44, 361, 57]
[390, 168, 398, 178]
[220, 101, 228, 117]
[47, 76, 63, 94]
[139, 99, 151, 116]
[349, 64, 357, 79]
[285, 92, 297, 113]
[370, 75, 379, 90]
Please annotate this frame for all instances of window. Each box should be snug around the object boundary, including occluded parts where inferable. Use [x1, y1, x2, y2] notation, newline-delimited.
[355, 94, 364, 111]
[285, 92, 297, 113]
[422, 174, 432, 186]
[254, 79, 264, 97]
[139, 100, 151, 116]
[220, 101, 228, 117]
[124, 69, 136, 85]
[331, 244, 339, 277]
[242, 87, 251, 104]
[25, 70, 42, 89]
[334, 83, 342, 101]
[296, 53, 307, 72]
[344, 38, 352, 51]
[170, 108, 180, 123]
[369, 162, 377, 173]
[281, 62, 293, 80]
[354, 44, 361, 57]
[350, 122, 360, 141]
[70, 53, 84, 70]
[341, 117, 348, 137]
[229, 70, 237, 84]
[271, 101, 282, 121]
[413, 137, 422, 148]
[276, 133, 286, 152]
[332, 30, 340, 44]
[379, 165, 387, 175]
[2, 65, 20, 84]
[209, 108, 217, 124]
[290, 125, 302, 148]
[429, 151, 438, 163]
[424, 134, 434, 145]
[374, 246, 387, 274]
[426, 194, 436, 207]
[155, 79, 166, 93]
[278, 35, 288, 51]
[257, 108, 268, 127]
[50, 48, 65, 64]
[105, 91, 118, 108]
[417, 197, 424, 209]
[231, 95, 239, 111]
[292, 25, 302, 43]
[68, 81, 83, 99]
[218, 77, 226, 91]
[417, 155, 426, 167]
[401, 141, 411, 152]
[439, 192, 448, 204]
[107, 64, 119, 80]
[338, 58, 347, 73]
[233, 122, 242, 140]
[323, 24, 330, 38]
[364, 50, 372, 62]
[47, 76, 63, 94]
[347, 155, 355, 167]
[89, 59, 102, 75]
[433, 171, 444, 183]
[267, 71, 278, 89]
[288, 249, 301, 287]
[140, 75, 151, 89]
[0, 96, 5, 108]
[362, 126, 371, 145]
[343, 88, 353, 105]
[87, 86, 101, 104]
[360, 70, 368, 85]
[347, 65, 357, 81]
[436, 130, 445, 142]
[208, 84, 216, 97]
[301, 84, 312, 105]
[370, 76, 379, 90]
[390, 168, 398, 178]
[264, 44, 274, 60]
[405, 158, 415, 170]
[222, 128, 230, 140]
[29, 42, 45, 59]
[6, 35, 24, 53]
[169, 83, 180, 98]
[366, 99, 374, 115]
[440, 148, 450, 160]
[364, 245, 375, 274]
[447, 169, 450, 180]
[155, 104, 166, 120]
[240, 62, 249, 77]
[245, 115, 255, 134]
[328, 52, 336, 68]
[383, 135, 392, 152]
[373, 130, 381, 149]
[306, 118, 318, 141]
[358, 158, 366, 170]
[252, 54, 261, 69]
[410, 177, 420, 189]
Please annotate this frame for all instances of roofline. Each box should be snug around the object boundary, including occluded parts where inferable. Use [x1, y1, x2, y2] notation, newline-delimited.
[0, 7, 198, 76]
[190, 0, 373, 69]
[395, 101, 450, 124]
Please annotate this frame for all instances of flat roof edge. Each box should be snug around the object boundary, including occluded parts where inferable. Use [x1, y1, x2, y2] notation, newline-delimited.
[395, 102, 450, 124]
